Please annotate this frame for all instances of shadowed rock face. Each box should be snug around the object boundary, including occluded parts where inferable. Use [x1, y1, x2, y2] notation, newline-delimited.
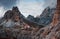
[37, 7, 55, 25]
[27, 7, 55, 26]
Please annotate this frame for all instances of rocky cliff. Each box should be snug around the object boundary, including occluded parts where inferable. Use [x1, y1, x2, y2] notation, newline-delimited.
[36, 0, 60, 39]
[0, 0, 59, 39]
[0, 6, 44, 39]
[27, 7, 55, 26]
[0, 7, 25, 28]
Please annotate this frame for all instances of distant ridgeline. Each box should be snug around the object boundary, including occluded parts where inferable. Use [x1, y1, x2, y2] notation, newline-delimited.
[0, 6, 56, 28]
[0, 7, 44, 28]
[27, 7, 56, 26]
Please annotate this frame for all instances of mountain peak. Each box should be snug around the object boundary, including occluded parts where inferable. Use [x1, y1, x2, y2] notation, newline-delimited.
[12, 6, 19, 12]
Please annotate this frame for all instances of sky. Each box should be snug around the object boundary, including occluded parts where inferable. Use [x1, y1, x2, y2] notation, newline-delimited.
[0, 0, 57, 17]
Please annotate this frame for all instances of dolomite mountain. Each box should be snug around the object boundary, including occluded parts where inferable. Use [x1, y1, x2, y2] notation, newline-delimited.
[0, 7, 44, 28]
[27, 7, 55, 26]
[36, 0, 60, 39]
[0, 7, 25, 27]
[0, 0, 60, 39]
[0, 6, 44, 39]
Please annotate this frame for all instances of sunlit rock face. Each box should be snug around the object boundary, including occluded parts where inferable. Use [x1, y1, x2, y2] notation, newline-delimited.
[51, 0, 60, 26]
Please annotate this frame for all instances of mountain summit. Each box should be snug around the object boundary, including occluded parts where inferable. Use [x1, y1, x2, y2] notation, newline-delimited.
[0, 7, 25, 28]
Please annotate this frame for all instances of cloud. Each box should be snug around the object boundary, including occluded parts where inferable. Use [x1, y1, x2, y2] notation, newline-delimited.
[0, 0, 57, 17]
[0, 6, 10, 18]
[0, 6, 6, 17]
[0, 0, 17, 9]
[16, 0, 44, 17]
[16, 0, 57, 17]
[43, 0, 57, 8]
[0, 0, 17, 17]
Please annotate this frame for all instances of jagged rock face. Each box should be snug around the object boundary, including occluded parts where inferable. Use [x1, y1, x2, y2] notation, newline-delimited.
[0, 7, 24, 27]
[4, 7, 24, 20]
[0, 6, 44, 28]
[0, 1, 59, 38]
[27, 15, 35, 22]
[4, 10, 13, 19]
[52, 0, 60, 26]
[38, 7, 55, 25]
[27, 7, 55, 25]
[38, 0, 60, 39]
[39, 7, 53, 25]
